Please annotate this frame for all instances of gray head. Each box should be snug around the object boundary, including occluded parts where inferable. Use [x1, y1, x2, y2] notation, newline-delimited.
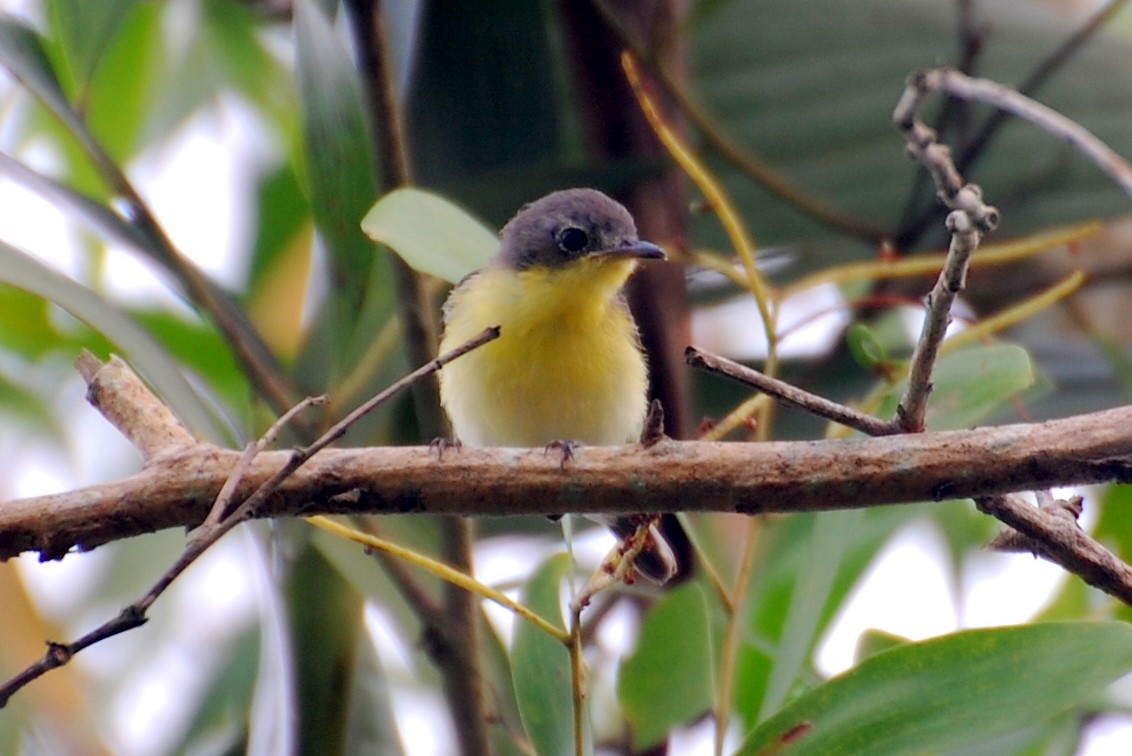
[496, 188, 665, 270]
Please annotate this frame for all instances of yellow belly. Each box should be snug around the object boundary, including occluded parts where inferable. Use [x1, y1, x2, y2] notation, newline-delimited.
[438, 261, 649, 447]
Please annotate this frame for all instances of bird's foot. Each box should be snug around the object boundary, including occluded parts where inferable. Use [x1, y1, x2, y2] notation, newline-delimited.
[428, 436, 462, 460]
[544, 439, 583, 470]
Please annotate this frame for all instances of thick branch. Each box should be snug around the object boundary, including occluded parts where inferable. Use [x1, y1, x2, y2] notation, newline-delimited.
[4, 406, 1132, 561]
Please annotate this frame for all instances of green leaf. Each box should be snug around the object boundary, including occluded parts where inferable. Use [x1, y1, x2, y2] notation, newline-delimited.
[731, 506, 915, 730]
[618, 582, 714, 749]
[80, 2, 160, 163]
[844, 323, 890, 372]
[0, 368, 55, 432]
[758, 510, 860, 721]
[293, 0, 378, 318]
[690, 0, 1132, 248]
[511, 553, 574, 756]
[885, 344, 1034, 430]
[0, 13, 111, 179]
[361, 187, 498, 284]
[0, 240, 221, 440]
[0, 153, 150, 250]
[48, 0, 138, 96]
[853, 629, 909, 664]
[285, 539, 366, 756]
[736, 621, 1132, 755]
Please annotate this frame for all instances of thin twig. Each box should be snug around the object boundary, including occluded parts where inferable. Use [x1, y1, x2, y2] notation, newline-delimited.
[0, 328, 499, 708]
[891, 70, 1001, 432]
[900, 68, 1132, 199]
[954, 0, 1132, 180]
[0, 390, 323, 709]
[201, 395, 328, 530]
[976, 493, 1132, 605]
[685, 347, 895, 437]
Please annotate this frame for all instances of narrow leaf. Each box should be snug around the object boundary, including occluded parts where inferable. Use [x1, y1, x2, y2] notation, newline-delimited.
[512, 553, 574, 756]
[0, 240, 220, 439]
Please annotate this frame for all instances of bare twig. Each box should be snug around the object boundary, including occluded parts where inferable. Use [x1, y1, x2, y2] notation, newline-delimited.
[0, 328, 499, 708]
[894, 200, 993, 431]
[201, 394, 328, 530]
[977, 493, 1132, 604]
[899, 68, 1132, 199]
[685, 347, 895, 437]
[891, 70, 1002, 432]
[954, 0, 1132, 180]
[75, 350, 195, 461]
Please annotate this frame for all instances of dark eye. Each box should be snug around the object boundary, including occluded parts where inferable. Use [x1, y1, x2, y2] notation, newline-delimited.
[556, 227, 589, 254]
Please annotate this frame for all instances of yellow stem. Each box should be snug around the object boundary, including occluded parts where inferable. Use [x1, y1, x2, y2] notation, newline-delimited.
[305, 515, 569, 643]
[714, 522, 761, 756]
[780, 221, 1098, 300]
[939, 270, 1086, 355]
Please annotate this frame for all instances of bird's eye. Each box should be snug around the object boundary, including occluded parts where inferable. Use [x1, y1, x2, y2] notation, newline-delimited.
[556, 227, 589, 254]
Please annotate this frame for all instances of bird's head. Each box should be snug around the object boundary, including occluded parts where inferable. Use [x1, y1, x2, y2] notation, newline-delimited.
[496, 188, 665, 273]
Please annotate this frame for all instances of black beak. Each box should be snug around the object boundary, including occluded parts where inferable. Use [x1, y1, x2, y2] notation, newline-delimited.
[592, 239, 666, 261]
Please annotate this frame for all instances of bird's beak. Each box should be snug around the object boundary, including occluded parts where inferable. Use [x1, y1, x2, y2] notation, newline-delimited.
[592, 240, 666, 261]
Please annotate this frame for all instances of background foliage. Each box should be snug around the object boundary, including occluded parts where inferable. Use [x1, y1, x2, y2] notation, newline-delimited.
[4, 0, 1132, 753]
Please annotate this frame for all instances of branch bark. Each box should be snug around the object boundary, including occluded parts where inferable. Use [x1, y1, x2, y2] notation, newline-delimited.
[4, 396, 1132, 560]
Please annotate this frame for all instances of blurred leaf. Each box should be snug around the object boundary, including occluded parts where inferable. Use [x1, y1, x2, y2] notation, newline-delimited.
[247, 164, 312, 296]
[690, 0, 1132, 249]
[285, 541, 366, 756]
[758, 510, 860, 721]
[512, 553, 574, 756]
[406, 1, 560, 188]
[852, 628, 908, 664]
[48, 0, 137, 95]
[737, 621, 1132, 755]
[81, 2, 160, 163]
[844, 323, 891, 373]
[342, 627, 405, 756]
[246, 220, 313, 362]
[1096, 483, 1132, 562]
[0, 284, 64, 358]
[0, 13, 70, 122]
[732, 506, 921, 730]
[293, 0, 378, 328]
[0, 240, 221, 439]
[131, 309, 248, 417]
[0, 13, 114, 183]
[201, 0, 294, 123]
[177, 627, 259, 754]
[0, 562, 96, 752]
[618, 582, 713, 750]
[0, 370, 56, 434]
[875, 344, 1035, 431]
[0, 153, 147, 249]
[361, 187, 498, 284]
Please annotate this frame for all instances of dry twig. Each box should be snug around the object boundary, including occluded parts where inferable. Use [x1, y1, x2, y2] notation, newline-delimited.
[0, 327, 500, 708]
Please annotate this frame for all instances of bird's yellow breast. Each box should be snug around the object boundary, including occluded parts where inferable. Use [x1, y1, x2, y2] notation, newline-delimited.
[438, 258, 649, 447]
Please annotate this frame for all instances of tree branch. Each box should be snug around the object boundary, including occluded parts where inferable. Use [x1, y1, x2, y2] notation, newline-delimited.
[4, 351, 1132, 561]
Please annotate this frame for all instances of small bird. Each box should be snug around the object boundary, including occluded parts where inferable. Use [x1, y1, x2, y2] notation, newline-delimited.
[437, 188, 677, 583]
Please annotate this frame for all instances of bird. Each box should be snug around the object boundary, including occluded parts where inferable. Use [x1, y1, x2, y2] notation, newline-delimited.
[437, 188, 677, 584]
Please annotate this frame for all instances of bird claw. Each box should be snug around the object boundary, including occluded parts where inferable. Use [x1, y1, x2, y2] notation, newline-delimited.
[544, 439, 583, 470]
[428, 436, 462, 460]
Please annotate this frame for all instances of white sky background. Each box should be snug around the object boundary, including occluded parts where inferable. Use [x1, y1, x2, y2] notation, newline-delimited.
[2, 1, 1131, 753]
